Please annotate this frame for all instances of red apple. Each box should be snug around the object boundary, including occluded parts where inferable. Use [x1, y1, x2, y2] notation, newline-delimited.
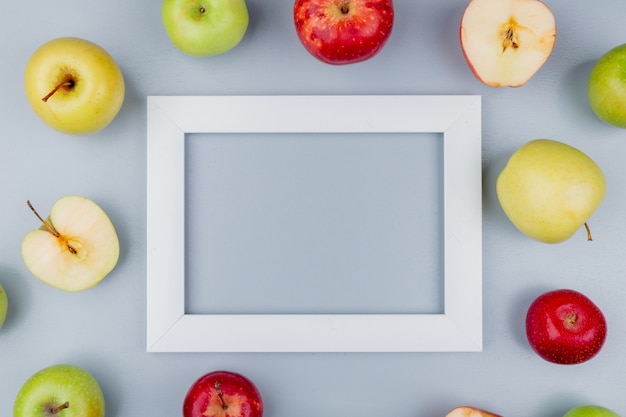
[183, 370, 263, 417]
[460, 0, 556, 87]
[525, 289, 607, 365]
[446, 406, 503, 417]
[293, 0, 394, 65]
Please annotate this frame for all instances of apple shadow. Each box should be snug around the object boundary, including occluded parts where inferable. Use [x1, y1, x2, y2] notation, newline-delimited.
[561, 59, 603, 127]
[0, 264, 33, 334]
[507, 285, 553, 349]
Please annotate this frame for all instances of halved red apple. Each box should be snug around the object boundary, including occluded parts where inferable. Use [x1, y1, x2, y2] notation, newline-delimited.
[446, 406, 503, 417]
[460, 0, 556, 87]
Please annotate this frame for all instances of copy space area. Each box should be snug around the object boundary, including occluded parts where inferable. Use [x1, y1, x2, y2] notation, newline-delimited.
[185, 132, 443, 314]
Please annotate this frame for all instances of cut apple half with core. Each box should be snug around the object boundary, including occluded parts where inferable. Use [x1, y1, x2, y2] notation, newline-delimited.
[21, 196, 120, 292]
[460, 0, 556, 87]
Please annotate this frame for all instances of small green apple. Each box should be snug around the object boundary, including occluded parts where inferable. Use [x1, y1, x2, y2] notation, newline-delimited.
[14, 364, 105, 417]
[24, 37, 125, 135]
[21, 196, 120, 292]
[588, 43, 626, 128]
[564, 405, 621, 417]
[162, 0, 249, 56]
[0, 283, 7, 329]
[496, 139, 606, 243]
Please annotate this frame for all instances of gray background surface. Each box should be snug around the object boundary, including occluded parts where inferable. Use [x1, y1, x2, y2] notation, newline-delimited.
[2, 1, 626, 416]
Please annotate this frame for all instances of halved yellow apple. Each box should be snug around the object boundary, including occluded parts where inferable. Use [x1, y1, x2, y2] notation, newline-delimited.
[446, 406, 503, 417]
[460, 0, 556, 87]
[21, 196, 120, 292]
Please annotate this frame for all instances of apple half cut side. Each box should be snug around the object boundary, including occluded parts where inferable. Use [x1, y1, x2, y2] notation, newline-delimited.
[446, 406, 503, 417]
[21, 196, 120, 292]
[460, 0, 556, 87]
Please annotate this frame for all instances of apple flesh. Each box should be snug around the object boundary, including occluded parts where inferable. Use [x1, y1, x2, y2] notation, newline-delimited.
[526, 289, 607, 365]
[21, 196, 120, 292]
[0, 283, 7, 329]
[460, 0, 556, 87]
[183, 370, 263, 417]
[162, 0, 249, 56]
[294, 0, 394, 65]
[588, 43, 626, 128]
[564, 405, 621, 417]
[24, 37, 125, 135]
[446, 406, 503, 417]
[496, 139, 606, 243]
[14, 364, 105, 417]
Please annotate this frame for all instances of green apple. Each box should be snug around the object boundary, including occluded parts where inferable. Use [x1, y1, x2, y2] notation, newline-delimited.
[588, 43, 626, 128]
[21, 196, 120, 292]
[24, 37, 125, 135]
[162, 0, 249, 56]
[14, 364, 105, 417]
[0, 283, 7, 329]
[496, 139, 606, 243]
[564, 405, 621, 417]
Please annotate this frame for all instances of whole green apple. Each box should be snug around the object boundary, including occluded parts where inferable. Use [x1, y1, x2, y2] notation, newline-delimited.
[564, 405, 621, 417]
[588, 43, 626, 128]
[14, 364, 105, 417]
[162, 0, 249, 56]
[496, 139, 606, 243]
[0, 283, 7, 329]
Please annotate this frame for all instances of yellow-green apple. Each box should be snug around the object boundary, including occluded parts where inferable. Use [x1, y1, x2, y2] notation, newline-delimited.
[162, 0, 249, 56]
[564, 405, 621, 417]
[0, 283, 7, 329]
[496, 139, 606, 243]
[294, 0, 394, 65]
[460, 0, 556, 87]
[446, 406, 502, 417]
[588, 43, 626, 128]
[526, 289, 607, 365]
[21, 196, 120, 292]
[183, 370, 263, 417]
[14, 364, 105, 417]
[24, 37, 125, 135]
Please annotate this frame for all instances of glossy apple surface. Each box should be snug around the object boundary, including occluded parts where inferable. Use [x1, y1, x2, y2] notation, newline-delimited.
[162, 0, 249, 56]
[294, 0, 394, 65]
[526, 289, 607, 365]
[460, 0, 555, 87]
[564, 405, 621, 417]
[183, 370, 263, 417]
[588, 43, 626, 128]
[0, 283, 7, 329]
[496, 139, 606, 243]
[446, 406, 503, 417]
[14, 364, 105, 417]
[24, 37, 125, 135]
[21, 196, 120, 292]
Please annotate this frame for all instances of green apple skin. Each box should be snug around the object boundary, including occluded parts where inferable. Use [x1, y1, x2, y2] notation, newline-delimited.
[162, 0, 249, 56]
[0, 283, 7, 329]
[588, 43, 626, 128]
[14, 364, 105, 417]
[24, 37, 125, 135]
[564, 405, 621, 417]
[496, 139, 606, 243]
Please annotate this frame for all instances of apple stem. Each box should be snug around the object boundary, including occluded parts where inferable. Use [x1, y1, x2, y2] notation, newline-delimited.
[215, 382, 229, 410]
[584, 222, 593, 241]
[339, 0, 350, 14]
[41, 80, 74, 102]
[26, 200, 78, 255]
[51, 402, 70, 413]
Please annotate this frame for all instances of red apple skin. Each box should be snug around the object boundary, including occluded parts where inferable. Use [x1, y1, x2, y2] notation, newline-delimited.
[525, 289, 607, 365]
[183, 370, 263, 417]
[293, 0, 394, 65]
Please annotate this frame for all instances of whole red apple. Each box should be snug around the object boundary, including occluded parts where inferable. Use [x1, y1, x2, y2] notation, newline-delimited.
[183, 370, 263, 417]
[293, 0, 394, 65]
[525, 289, 607, 365]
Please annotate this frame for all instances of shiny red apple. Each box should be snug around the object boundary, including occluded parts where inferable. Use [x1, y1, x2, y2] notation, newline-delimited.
[525, 289, 607, 365]
[293, 0, 394, 65]
[183, 370, 263, 417]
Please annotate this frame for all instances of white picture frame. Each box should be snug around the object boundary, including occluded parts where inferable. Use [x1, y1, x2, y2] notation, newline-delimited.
[146, 95, 482, 352]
